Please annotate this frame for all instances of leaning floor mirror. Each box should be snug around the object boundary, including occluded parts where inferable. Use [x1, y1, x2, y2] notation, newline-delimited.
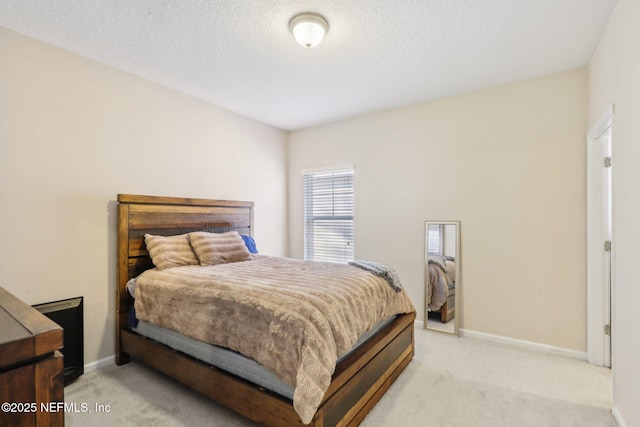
[424, 221, 461, 335]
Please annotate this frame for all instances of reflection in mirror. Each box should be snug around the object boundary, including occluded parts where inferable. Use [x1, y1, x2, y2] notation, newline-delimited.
[424, 221, 461, 335]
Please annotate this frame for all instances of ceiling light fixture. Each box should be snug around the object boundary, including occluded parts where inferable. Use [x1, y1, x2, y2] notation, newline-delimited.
[289, 12, 328, 48]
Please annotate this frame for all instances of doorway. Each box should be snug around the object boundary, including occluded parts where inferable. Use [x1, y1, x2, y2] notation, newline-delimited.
[586, 106, 613, 367]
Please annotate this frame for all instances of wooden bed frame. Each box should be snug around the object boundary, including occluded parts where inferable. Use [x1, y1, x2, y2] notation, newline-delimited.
[116, 194, 416, 427]
[436, 284, 455, 323]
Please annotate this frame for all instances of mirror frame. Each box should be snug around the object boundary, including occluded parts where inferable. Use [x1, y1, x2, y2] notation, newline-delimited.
[424, 220, 461, 336]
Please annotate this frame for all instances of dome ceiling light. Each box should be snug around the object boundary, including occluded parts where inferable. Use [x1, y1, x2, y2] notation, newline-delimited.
[289, 12, 329, 48]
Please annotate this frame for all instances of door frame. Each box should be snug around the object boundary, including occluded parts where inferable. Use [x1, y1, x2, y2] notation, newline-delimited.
[586, 105, 614, 367]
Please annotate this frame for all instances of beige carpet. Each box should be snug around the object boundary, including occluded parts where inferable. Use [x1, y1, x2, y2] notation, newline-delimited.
[65, 329, 616, 426]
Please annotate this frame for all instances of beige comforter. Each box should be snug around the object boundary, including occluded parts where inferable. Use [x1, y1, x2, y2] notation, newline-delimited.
[134, 255, 415, 424]
[427, 258, 456, 310]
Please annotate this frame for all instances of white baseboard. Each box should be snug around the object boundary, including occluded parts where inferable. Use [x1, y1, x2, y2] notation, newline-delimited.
[415, 322, 586, 360]
[612, 406, 627, 427]
[460, 329, 587, 360]
[90, 328, 585, 374]
[84, 355, 116, 373]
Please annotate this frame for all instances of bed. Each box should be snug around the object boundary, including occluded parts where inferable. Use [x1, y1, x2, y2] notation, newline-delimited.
[116, 194, 417, 426]
[427, 257, 456, 323]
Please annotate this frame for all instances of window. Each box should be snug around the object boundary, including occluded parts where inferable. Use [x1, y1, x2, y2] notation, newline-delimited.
[427, 224, 444, 256]
[303, 168, 354, 263]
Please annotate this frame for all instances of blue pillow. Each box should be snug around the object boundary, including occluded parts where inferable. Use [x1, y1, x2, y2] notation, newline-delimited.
[241, 234, 258, 254]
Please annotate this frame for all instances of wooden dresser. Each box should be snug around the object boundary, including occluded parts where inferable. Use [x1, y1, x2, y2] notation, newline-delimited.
[0, 288, 64, 426]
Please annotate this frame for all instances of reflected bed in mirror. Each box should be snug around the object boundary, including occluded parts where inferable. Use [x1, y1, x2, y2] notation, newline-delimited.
[424, 221, 461, 335]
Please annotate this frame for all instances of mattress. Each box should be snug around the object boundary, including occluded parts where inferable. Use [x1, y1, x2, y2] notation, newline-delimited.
[132, 315, 396, 400]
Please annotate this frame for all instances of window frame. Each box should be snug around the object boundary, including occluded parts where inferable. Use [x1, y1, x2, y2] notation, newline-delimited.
[302, 166, 354, 263]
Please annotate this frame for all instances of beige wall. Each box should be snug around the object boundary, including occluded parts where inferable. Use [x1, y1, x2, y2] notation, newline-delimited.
[289, 68, 588, 351]
[0, 28, 288, 365]
[589, 0, 640, 425]
[0, 22, 598, 369]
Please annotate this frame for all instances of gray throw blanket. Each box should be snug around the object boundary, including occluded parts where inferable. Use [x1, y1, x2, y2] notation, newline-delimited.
[428, 256, 449, 272]
[348, 260, 403, 292]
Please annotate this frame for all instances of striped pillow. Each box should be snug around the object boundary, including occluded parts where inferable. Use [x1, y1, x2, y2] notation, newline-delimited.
[189, 231, 251, 266]
[144, 233, 199, 270]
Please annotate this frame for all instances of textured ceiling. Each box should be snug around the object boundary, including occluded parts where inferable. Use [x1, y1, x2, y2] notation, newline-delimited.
[0, 0, 616, 130]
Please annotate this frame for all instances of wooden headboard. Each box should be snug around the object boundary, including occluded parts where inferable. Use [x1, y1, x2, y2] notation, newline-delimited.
[116, 194, 254, 364]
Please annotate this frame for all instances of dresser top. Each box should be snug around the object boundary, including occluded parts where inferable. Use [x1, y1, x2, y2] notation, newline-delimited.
[0, 288, 63, 370]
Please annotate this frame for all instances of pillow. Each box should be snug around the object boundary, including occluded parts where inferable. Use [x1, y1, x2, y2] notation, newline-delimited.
[189, 231, 252, 266]
[144, 233, 199, 270]
[241, 234, 258, 254]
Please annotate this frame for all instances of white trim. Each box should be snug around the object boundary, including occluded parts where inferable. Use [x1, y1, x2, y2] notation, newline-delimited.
[83, 355, 115, 373]
[613, 406, 628, 427]
[459, 329, 587, 360]
[415, 322, 587, 359]
[587, 105, 614, 139]
[301, 164, 354, 175]
[586, 104, 614, 367]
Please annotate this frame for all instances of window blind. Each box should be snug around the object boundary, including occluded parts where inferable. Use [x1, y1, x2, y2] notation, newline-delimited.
[427, 224, 444, 255]
[303, 168, 354, 263]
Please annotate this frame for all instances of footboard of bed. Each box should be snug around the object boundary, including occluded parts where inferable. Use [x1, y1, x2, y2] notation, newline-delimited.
[119, 312, 415, 427]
